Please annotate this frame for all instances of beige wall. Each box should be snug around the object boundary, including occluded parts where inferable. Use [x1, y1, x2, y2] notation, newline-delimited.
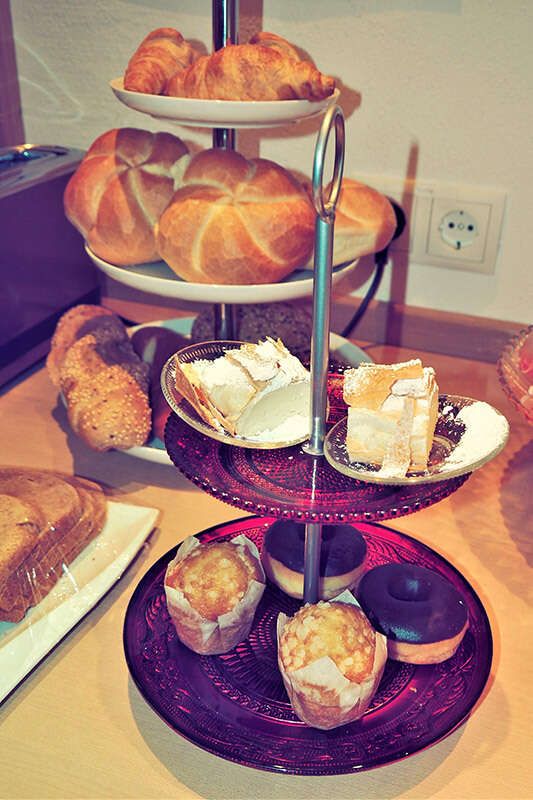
[11, 0, 533, 325]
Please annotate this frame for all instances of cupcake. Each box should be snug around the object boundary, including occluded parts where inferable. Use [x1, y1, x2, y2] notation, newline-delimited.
[164, 534, 265, 654]
[277, 592, 387, 730]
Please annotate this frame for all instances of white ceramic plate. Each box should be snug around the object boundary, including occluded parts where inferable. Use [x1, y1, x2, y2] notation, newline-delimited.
[324, 395, 510, 486]
[0, 501, 159, 702]
[86, 245, 359, 305]
[110, 78, 339, 129]
[126, 319, 373, 465]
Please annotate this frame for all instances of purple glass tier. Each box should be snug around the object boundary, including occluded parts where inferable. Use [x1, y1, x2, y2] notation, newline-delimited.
[164, 411, 469, 522]
[123, 517, 492, 775]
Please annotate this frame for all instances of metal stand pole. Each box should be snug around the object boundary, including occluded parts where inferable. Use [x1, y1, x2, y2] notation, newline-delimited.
[302, 104, 345, 604]
[212, 0, 238, 340]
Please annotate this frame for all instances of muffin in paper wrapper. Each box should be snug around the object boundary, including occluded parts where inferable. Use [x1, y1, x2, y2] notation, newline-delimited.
[164, 533, 265, 655]
[277, 590, 387, 730]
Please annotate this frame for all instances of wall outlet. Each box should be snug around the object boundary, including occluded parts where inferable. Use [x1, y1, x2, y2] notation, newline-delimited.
[422, 190, 506, 274]
[350, 174, 506, 274]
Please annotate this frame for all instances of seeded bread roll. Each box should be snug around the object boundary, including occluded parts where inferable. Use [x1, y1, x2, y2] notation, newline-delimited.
[46, 304, 116, 388]
[48, 305, 151, 452]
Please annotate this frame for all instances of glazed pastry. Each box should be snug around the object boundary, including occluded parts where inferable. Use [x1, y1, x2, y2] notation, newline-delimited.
[165, 41, 335, 101]
[262, 520, 367, 599]
[174, 338, 310, 441]
[343, 360, 439, 477]
[357, 563, 469, 664]
[124, 28, 201, 94]
[277, 595, 387, 729]
[164, 535, 265, 654]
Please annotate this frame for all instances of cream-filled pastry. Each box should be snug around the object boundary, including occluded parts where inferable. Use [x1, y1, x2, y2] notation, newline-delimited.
[343, 360, 439, 477]
[175, 338, 311, 441]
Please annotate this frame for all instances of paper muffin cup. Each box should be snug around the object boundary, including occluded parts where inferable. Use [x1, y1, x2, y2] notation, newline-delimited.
[277, 591, 387, 730]
[164, 533, 265, 655]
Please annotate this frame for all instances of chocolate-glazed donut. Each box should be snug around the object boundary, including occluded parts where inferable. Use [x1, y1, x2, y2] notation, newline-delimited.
[357, 563, 469, 664]
[261, 520, 367, 600]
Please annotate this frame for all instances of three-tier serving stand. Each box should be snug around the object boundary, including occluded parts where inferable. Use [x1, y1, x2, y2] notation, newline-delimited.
[107, 0, 494, 775]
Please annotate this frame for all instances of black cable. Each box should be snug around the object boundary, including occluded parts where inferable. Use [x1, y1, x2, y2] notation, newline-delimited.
[340, 199, 407, 340]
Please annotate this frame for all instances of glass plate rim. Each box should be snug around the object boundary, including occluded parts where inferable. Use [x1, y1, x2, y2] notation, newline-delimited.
[324, 393, 510, 486]
[496, 323, 533, 424]
[122, 515, 493, 776]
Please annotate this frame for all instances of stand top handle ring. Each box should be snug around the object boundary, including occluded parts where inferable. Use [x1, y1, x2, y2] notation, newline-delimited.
[312, 104, 345, 223]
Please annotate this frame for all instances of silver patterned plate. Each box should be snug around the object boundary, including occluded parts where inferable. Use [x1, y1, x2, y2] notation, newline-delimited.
[324, 394, 509, 485]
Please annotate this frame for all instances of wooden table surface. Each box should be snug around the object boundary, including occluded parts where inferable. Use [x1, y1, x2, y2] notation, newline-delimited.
[0, 338, 531, 800]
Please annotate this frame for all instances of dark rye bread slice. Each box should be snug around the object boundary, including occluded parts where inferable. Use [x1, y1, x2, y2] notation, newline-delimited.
[0, 469, 107, 622]
[0, 479, 107, 616]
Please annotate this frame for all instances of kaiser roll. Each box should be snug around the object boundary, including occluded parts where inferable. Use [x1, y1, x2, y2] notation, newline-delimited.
[303, 178, 397, 267]
[155, 148, 315, 284]
[64, 127, 189, 265]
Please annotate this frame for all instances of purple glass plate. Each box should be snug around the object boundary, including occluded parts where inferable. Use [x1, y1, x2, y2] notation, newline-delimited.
[164, 411, 469, 522]
[497, 324, 533, 424]
[123, 516, 492, 775]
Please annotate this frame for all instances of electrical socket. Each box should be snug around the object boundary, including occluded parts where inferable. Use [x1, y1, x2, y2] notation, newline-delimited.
[349, 174, 506, 274]
[423, 192, 505, 273]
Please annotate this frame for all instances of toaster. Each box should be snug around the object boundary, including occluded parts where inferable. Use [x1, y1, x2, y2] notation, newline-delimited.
[0, 144, 99, 388]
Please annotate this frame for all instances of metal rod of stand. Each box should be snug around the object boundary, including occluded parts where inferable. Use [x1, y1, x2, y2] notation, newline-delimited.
[302, 104, 345, 605]
[212, 0, 238, 340]
[305, 103, 345, 457]
[303, 522, 323, 603]
[214, 303, 236, 340]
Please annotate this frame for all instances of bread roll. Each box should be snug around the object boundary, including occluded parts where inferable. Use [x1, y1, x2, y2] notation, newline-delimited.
[155, 149, 315, 284]
[303, 178, 397, 266]
[47, 305, 152, 452]
[64, 128, 189, 265]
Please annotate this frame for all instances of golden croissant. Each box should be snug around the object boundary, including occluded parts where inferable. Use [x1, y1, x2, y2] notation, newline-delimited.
[165, 40, 335, 101]
[124, 27, 200, 94]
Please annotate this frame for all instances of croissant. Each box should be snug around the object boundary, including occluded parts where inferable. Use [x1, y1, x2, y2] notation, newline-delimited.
[248, 31, 302, 62]
[165, 42, 335, 101]
[124, 27, 200, 94]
